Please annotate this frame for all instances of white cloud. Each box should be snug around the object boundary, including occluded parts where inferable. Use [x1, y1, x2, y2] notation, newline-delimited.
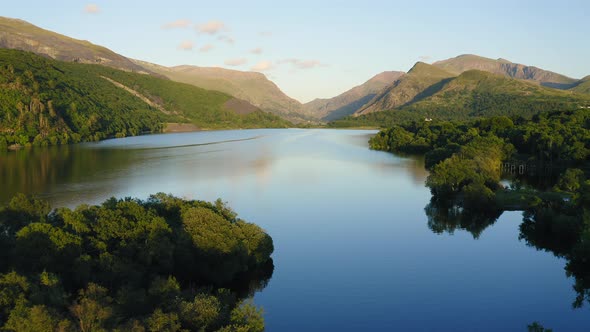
[251, 60, 274, 72]
[197, 20, 227, 35]
[279, 58, 325, 70]
[250, 48, 263, 55]
[84, 4, 100, 14]
[199, 44, 214, 53]
[224, 58, 248, 66]
[162, 19, 191, 29]
[217, 35, 235, 45]
[259, 31, 272, 37]
[177, 40, 194, 51]
[419, 55, 432, 62]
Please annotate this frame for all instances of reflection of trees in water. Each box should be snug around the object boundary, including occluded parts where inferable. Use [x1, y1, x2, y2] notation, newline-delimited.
[426, 193, 590, 309]
[228, 259, 274, 299]
[518, 209, 580, 258]
[0, 146, 136, 203]
[518, 204, 590, 308]
[424, 199, 502, 239]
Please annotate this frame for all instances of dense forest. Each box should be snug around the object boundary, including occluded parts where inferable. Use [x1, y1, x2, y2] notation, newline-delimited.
[0, 49, 291, 151]
[0, 193, 273, 331]
[370, 109, 589, 203]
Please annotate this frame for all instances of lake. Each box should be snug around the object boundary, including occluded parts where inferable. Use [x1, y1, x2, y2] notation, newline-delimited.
[1, 129, 588, 331]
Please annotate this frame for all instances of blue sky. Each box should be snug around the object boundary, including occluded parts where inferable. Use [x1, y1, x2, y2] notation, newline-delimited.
[3, 0, 589, 102]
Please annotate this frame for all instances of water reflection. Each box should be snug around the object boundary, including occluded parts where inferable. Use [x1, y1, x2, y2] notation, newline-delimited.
[424, 200, 502, 239]
[518, 207, 590, 308]
[1, 129, 589, 331]
[230, 260, 275, 299]
[0, 145, 137, 204]
[0, 129, 427, 208]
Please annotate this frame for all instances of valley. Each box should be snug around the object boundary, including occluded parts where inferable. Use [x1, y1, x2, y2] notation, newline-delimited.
[1, 10, 589, 332]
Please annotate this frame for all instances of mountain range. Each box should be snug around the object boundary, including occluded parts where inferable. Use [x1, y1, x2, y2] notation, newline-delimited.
[432, 54, 579, 89]
[0, 16, 589, 132]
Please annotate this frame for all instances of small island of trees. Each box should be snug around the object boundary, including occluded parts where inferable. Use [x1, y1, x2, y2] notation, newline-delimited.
[0, 193, 274, 331]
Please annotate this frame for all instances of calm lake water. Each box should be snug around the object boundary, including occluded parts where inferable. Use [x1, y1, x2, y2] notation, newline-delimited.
[1, 129, 588, 331]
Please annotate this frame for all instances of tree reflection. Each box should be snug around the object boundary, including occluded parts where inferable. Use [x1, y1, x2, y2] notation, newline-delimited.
[0, 145, 137, 204]
[518, 186, 590, 308]
[228, 259, 275, 299]
[424, 199, 502, 239]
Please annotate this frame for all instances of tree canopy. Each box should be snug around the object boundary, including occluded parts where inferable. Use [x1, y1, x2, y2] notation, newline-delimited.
[0, 193, 273, 331]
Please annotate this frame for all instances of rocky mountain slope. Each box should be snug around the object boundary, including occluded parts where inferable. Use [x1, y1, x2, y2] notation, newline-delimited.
[0, 16, 151, 74]
[134, 60, 308, 121]
[432, 54, 578, 89]
[355, 63, 455, 116]
[303, 71, 405, 121]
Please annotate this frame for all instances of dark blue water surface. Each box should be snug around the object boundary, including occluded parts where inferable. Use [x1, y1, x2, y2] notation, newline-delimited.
[1, 129, 588, 331]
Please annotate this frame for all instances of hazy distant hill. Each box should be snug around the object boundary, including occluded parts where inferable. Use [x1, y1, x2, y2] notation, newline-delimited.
[0, 16, 152, 74]
[355, 63, 455, 116]
[303, 71, 404, 121]
[432, 54, 578, 89]
[133, 60, 309, 121]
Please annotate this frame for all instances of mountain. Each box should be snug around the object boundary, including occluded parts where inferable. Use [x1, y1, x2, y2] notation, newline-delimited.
[133, 60, 308, 121]
[303, 71, 405, 121]
[400, 69, 588, 118]
[355, 63, 455, 116]
[0, 49, 290, 150]
[571, 76, 590, 94]
[0, 16, 152, 74]
[432, 54, 578, 89]
[331, 69, 590, 128]
[0, 17, 311, 122]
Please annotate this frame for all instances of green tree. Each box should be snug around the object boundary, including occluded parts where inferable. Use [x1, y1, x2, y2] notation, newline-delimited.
[4, 301, 61, 332]
[555, 169, 585, 192]
[146, 309, 181, 332]
[179, 294, 222, 331]
[70, 283, 113, 332]
[227, 300, 264, 332]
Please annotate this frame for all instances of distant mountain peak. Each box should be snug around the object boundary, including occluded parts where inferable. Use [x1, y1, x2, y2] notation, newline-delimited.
[355, 62, 454, 116]
[407, 61, 453, 77]
[408, 61, 430, 72]
[369, 71, 406, 83]
[0, 16, 152, 74]
[433, 54, 578, 89]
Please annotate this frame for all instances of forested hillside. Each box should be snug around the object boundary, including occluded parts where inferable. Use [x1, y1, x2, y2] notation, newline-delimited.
[0, 49, 290, 151]
[330, 70, 590, 128]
